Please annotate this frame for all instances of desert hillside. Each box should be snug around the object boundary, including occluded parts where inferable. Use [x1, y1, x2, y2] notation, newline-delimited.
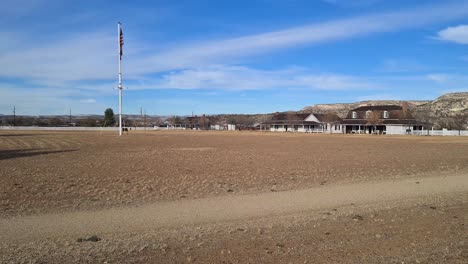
[415, 92, 468, 117]
[299, 92, 467, 118]
[299, 100, 428, 118]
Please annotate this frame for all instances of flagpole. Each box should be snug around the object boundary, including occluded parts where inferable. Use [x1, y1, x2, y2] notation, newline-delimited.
[118, 22, 123, 136]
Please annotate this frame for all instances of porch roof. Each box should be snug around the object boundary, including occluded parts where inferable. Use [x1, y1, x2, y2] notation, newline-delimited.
[266, 120, 321, 125]
[341, 119, 424, 125]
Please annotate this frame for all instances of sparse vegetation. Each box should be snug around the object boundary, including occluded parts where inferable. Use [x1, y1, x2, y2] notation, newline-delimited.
[104, 108, 116, 127]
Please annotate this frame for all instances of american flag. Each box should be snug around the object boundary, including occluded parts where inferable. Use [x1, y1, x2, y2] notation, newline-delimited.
[119, 25, 124, 60]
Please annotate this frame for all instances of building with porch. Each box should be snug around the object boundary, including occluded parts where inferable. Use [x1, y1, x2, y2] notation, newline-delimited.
[264, 112, 343, 133]
[341, 105, 424, 135]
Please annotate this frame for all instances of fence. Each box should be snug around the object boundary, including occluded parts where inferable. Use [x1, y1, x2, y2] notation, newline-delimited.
[2, 126, 468, 136]
[411, 129, 468, 136]
[0, 126, 118, 131]
[270, 128, 326, 133]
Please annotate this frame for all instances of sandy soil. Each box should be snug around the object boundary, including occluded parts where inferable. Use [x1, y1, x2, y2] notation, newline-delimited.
[0, 177, 466, 263]
[1, 130, 468, 217]
[0, 130, 467, 263]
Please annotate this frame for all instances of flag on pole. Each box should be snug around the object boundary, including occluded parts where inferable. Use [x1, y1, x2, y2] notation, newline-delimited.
[119, 24, 124, 60]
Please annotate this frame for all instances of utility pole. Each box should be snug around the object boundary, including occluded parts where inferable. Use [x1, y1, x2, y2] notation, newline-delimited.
[144, 109, 147, 131]
[13, 106, 16, 126]
[69, 108, 72, 126]
[118, 22, 124, 136]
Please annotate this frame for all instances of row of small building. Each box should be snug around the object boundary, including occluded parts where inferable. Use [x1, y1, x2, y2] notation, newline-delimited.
[264, 105, 425, 135]
[161, 105, 427, 135]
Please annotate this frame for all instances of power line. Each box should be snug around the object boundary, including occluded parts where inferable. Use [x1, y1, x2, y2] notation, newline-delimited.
[13, 106, 16, 126]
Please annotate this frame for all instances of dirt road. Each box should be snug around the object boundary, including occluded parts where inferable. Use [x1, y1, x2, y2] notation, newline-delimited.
[2, 174, 466, 242]
[1, 174, 467, 263]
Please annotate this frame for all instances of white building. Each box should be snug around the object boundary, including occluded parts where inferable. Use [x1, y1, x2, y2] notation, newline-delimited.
[264, 112, 343, 133]
[341, 105, 424, 135]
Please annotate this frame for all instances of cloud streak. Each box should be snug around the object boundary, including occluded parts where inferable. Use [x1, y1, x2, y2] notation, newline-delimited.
[126, 65, 379, 91]
[437, 24, 468, 44]
[145, 2, 468, 71]
[321, 0, 382, 7]
[3, 2, 468, 85]
[3, 1, 468, 115]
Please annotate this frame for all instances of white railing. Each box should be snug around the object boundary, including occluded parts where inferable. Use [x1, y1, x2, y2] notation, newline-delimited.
[269, 128, 325, 133]
[0, 126, 118, 131]
[305, 129, 325, 133]
[411, 129, 468, 136]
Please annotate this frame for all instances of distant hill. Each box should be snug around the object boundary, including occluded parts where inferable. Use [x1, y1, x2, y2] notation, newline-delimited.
[299, 100, 429, 118]
[414, 92, 468, 117]
[298, 92, 467, 118]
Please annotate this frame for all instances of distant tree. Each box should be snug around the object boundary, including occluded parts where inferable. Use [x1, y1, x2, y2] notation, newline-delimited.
[104, 108, 115, 127]
[200, 114, 209, 130]
[152, 117, 162, 126]
[32, 118, 47, 126]
[413, 110, 433, 129]
[79, 118, 99, 127]
[366, 111, 383, 132]
[286, 112, 297, 132]
[169, 115, 182, 126]
[434, 114, 467, 130]
[14, 117, 24, 126]
[401, 101, 411, 119]
[226, 116, 237, 125]
[434, 116, 450, 130]
[451, 113, 468, 130]
[48, 118, 64, 126]
[0, 118, 8, 126]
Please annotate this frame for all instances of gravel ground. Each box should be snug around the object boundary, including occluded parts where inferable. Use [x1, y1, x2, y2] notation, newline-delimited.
[1, 130, 467, 217]
[0, 130, 467, 263]
[1, 192, 466, 263]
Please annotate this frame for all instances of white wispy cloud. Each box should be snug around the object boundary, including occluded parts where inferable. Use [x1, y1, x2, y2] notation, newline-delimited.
[0, 86, 108, 115]
[79, 98, 97, 103]
[322, 0, 382, 7]
[437, 24, 468, 44]
[3, 2, 468, 85]
[125, 65, 379, 91]
[1, 1, 468, 115]
[378, 59, 426, 73]
[357, 93, 400, 101]
[0, 31, 117, 81]
[427, 73, 449, 83]
[144, 2, 468, 72]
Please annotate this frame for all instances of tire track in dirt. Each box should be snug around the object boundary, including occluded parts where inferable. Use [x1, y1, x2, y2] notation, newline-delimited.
[32, 136, 64, 150]
[57, 138, 81, 149]
[0, 136, 33, 150]
[1, 174, 466, 243]
[0, 137, 17, 150]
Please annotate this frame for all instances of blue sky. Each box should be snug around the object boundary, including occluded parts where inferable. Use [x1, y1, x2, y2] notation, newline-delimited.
[2, 0, 468, 115]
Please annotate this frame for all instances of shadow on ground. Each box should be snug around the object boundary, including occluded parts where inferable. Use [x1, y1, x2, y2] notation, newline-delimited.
[0, 134, 41, 137]
[0, 149, 77, 160]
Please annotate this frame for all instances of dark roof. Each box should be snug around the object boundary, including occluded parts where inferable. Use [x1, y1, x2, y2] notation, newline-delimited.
[264, 112, 341, 124]
[314, 113, 342, 123]
[269, 113, 310, 121]
[352, 105, 402, 111]
[266, 120, 320, 125]
[341, 119, 424, 125]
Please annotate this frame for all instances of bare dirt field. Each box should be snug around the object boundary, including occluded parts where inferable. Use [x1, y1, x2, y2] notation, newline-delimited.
[0, 130, 467, 263]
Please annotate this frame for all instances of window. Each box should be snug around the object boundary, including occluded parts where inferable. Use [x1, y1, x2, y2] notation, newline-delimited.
[383, 111, 389, 118]
[365, 110, 372, 118]
[352, 111, 357, 119]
